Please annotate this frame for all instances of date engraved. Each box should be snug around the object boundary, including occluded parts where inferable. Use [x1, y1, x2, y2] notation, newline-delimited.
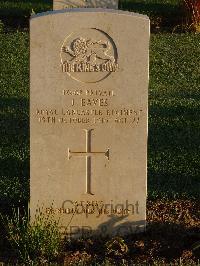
[35, 107, 143, 125]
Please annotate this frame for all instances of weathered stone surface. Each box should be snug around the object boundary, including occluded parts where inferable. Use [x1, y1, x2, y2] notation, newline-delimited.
[30, 9, 149, 238]
[53, 0, 119, 10]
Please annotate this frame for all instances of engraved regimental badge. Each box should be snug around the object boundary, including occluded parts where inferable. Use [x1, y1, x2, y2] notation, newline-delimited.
[60, 28, 118, 83]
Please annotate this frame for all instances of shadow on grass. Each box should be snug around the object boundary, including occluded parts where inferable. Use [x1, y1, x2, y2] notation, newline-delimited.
[0, 0, 52, 30]
[0, 97, 29, 212]
[0, 97, 29, 262]
[1, 212, 198, 263]
[0, 185, 199, 263]
[64, 216, 199, 264]
[148, 102, 200, 199]
[119, 0, 182, 31]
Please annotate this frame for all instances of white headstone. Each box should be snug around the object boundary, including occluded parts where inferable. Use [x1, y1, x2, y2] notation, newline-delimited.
[30, 9, 149, 238]
[53, 0, 119, 10]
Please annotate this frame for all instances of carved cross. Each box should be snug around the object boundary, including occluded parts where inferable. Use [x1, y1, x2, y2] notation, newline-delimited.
[68, 129, 109, 195]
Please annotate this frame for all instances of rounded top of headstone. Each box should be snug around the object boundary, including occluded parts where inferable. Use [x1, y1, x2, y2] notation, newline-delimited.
[31, 8, 149, 21]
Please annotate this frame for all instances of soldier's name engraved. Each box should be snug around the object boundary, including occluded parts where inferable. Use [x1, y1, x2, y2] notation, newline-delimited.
[80, 98, 108, 106]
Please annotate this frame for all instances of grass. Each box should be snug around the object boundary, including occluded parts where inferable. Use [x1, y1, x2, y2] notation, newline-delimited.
[120, 0, 181, 31]
[0, 0, 52, 30]
[149, 33, 200, 199]
[1, 199, 199, 264]
[0, 32, 29, 210]
[0, 31, 199, 211]
[1, 208, 62, 264]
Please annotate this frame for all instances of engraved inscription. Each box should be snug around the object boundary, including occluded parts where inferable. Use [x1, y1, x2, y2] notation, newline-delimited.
[68, 129, 109, 195]
[35, 108, 143, 125]
[35, 89, 143, 126]
[62, 89, 115, 97]
[60, 28, 118, 83]
[46, 200, 140, 218]
[62, 61, 118, 73]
